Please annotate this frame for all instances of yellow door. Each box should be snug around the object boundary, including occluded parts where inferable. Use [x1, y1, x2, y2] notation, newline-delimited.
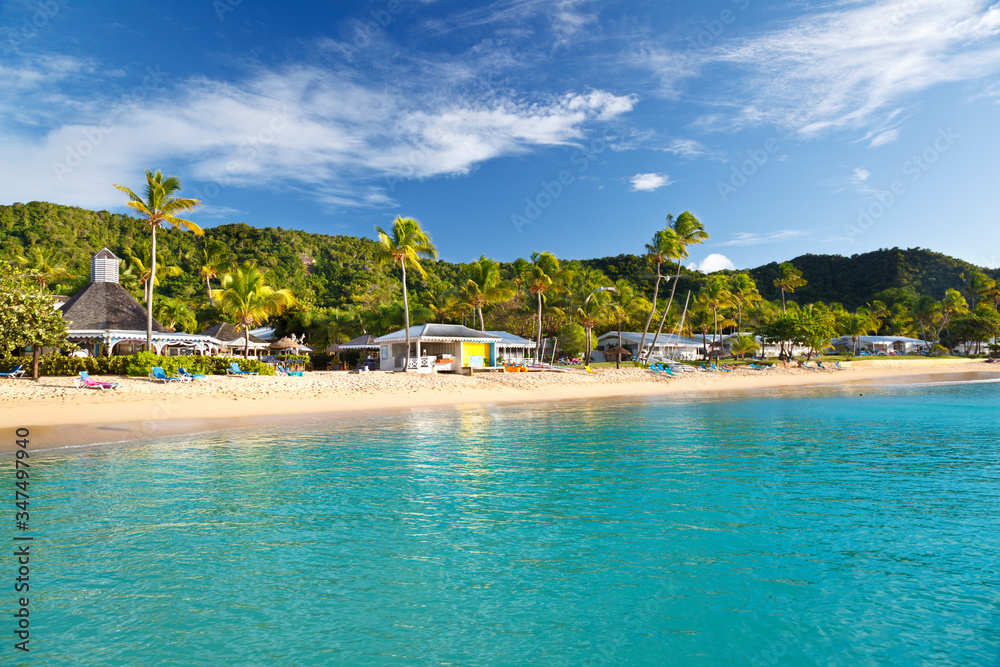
[462, 342, 489, 367]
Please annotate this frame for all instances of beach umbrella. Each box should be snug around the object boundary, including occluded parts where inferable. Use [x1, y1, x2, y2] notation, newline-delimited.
[707, 349, 727, 358]
[604, 345, 632, 361]
[270, 337, 297, 350]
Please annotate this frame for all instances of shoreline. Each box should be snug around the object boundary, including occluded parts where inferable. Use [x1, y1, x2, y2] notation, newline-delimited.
[2, 359, 996, 452]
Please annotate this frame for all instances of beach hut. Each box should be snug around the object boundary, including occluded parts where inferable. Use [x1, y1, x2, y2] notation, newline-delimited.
[375, 324, 502, 373]
[61, 249, 222, 356]
[330, 334, 380, 370]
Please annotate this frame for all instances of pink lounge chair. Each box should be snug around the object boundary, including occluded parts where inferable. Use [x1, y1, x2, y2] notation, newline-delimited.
[75, 371, 119, 390]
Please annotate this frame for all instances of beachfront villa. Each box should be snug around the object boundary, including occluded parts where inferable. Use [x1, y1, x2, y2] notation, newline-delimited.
[831, 335, 931, 354]
[375, 324, 503, 373]
[486, 331, 536, 364]
[60, 249, 223, 356]
[594, 331, 705, 361]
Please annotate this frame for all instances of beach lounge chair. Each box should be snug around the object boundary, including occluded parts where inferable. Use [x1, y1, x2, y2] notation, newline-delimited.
[227, 363, 258, 377]
[177, 368, 207, 380]
[276, 363, 304, 377]
[0, 364, 25, 379]
[149, 366, 188, 383]
[711, 364, 731, 373]
[75, 371, 119, 390]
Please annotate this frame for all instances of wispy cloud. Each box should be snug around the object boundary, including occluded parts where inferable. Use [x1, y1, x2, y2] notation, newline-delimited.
[630, 172, 672, 191]
[634, 0, 1000, 137]
[720, 230, 811, 246]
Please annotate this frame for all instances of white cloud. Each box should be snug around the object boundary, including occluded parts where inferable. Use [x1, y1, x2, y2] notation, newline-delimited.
[0, 61, 635, 210]
[662, 138, 708, 159]
[635, 0, 1000, 136]
[869, 129, 899, 147]
[720, 230, 810, 247]
[689, 253, 736, 273]
[629, 172, 672, 192]
[851, 167, 870, 183]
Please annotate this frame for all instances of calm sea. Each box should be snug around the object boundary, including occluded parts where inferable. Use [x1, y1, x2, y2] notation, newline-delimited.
[13, 381, 1000, 665]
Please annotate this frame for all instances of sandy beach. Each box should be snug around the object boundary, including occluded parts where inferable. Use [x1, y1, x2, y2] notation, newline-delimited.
[1, 358, 996, 451]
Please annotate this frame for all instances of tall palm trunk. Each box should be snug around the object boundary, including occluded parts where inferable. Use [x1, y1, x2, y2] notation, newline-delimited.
[147, 226, 157, 352]
[401, 262, 411, 371]
[244, 323, 250, 358]
[781, 288, 787, 312]
[478, 304, 485, 332]
[637, 265, 663, 362]
[206, 276, 215, 305]
[535, 291, 544, 360]
[617, 324, 623, 370]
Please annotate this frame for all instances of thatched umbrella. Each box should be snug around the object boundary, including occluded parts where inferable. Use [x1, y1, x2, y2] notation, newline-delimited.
[604, 345, 632, 362]
[270, 337, 297, 351]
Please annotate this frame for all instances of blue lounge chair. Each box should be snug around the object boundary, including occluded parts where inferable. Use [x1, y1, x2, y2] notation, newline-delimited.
[178, 368, 207, 380]
[149, 366, 188, 382]
[0, 364, 25, 379]
[276, 363, 304, 377]
[75, 371, 119, 390]
[227, 363, 258, 377]
[711, 364, 731, 373]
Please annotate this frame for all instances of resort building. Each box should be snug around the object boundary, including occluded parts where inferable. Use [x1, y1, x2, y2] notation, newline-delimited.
[60, 249, 222, 356]
[375, 324, 503, 373]
[200, 322, 271, 357]
[831, 335, 931, 355]
[486, 331, 536, 364]
[330, 334, 380, 370]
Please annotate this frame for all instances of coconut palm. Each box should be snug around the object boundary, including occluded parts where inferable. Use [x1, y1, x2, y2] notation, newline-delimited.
[527, 251, 561, 359]
[451, 255, 515, 331]
[729, 334, 759, 359]
[701, 274, 734, 345]
[126, 245, 184, 306]
[373, 216, 438, 370]
[960, 271, 996, 310]
[910, 294, 940, 342]
[933, 288, 968, 343]
[607, 279, 650, 369]
[197, 239, 234, 305]
[574, 280, 616, 367]
[728, 272, 761, 336]
[114, 169, 203, 351]
[838, 308, 880, 354]
[212, 263, 295, 357]
[154, 297, 198, 333]
[15, 246, 70, 290]
[773, 262, 807, 312]
[637, 225, 681, 362]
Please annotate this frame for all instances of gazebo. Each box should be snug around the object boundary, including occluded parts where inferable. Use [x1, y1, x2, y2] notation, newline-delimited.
[61, 249, 222, 356]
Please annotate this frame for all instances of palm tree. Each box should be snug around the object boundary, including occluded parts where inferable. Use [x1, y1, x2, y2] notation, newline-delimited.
[527, 251, 560, 359]
[933, 288, 968, 343]
[960, 271, 996, 310]
[839, 308, 879, 354]
[607, 279, 649, 369]
[373, 216, 438, 371]
[451, 255, 515, 331]
[212, 263, 295, 357]
[687, 299, 714, 360]
[637, 225, 681, 362]
[911, 294, 940, 343]
[729, 334, 759, 359]
[126, 245, 183, 306]
[154, 296, 198, 333]
[773, 262, 807, 312]
[701, 274, 734, 346]
[728, 272, 761, 336]
[114, 169, 203, 351]
[641, 212, 709, 362]
[15, 246, 70, 290]
[575, 281, 616, 367]
[197, 239, 234, 305]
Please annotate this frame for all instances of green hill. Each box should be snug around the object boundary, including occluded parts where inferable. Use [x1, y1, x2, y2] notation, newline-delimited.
[1, 201, 994, 315]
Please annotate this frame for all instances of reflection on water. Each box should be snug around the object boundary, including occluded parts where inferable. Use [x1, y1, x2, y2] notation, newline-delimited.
[12, 382, 1000, 666]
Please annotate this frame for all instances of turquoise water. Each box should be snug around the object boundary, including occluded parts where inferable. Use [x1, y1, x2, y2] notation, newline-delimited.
[14, 381, 1000, 665]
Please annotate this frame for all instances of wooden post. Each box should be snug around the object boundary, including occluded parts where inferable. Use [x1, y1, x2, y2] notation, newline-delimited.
[31, 346, 40, 380]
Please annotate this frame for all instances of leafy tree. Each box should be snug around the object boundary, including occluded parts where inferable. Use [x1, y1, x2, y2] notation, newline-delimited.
[15, 246, 70, 290]
[114, 170, 203, 351]
[197, 238, 235, 305]
[373, 216, 438, 369]
[556, 322, 585, 358]
[212, 263, 296, 357]
[0, 274, 71, 379]
[960, 271, 996, 310]
[838, 308, 880, 354]
[729, 334, 759, 359]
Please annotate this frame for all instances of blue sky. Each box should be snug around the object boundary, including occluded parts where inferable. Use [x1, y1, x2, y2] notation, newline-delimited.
[2, 0, 999, 270]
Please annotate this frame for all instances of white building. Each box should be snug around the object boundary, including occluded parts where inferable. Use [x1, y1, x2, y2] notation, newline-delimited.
[375, 324, 503, 373]
[593, 331, 705, 361]
[831, 335, 931, 354]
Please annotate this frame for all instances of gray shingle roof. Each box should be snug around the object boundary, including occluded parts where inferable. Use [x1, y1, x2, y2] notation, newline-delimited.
[376, 324, 502, 342]
[486, 330, 535, 345]
[337, 334, 379, 349]
[59, 282, 166, 331]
